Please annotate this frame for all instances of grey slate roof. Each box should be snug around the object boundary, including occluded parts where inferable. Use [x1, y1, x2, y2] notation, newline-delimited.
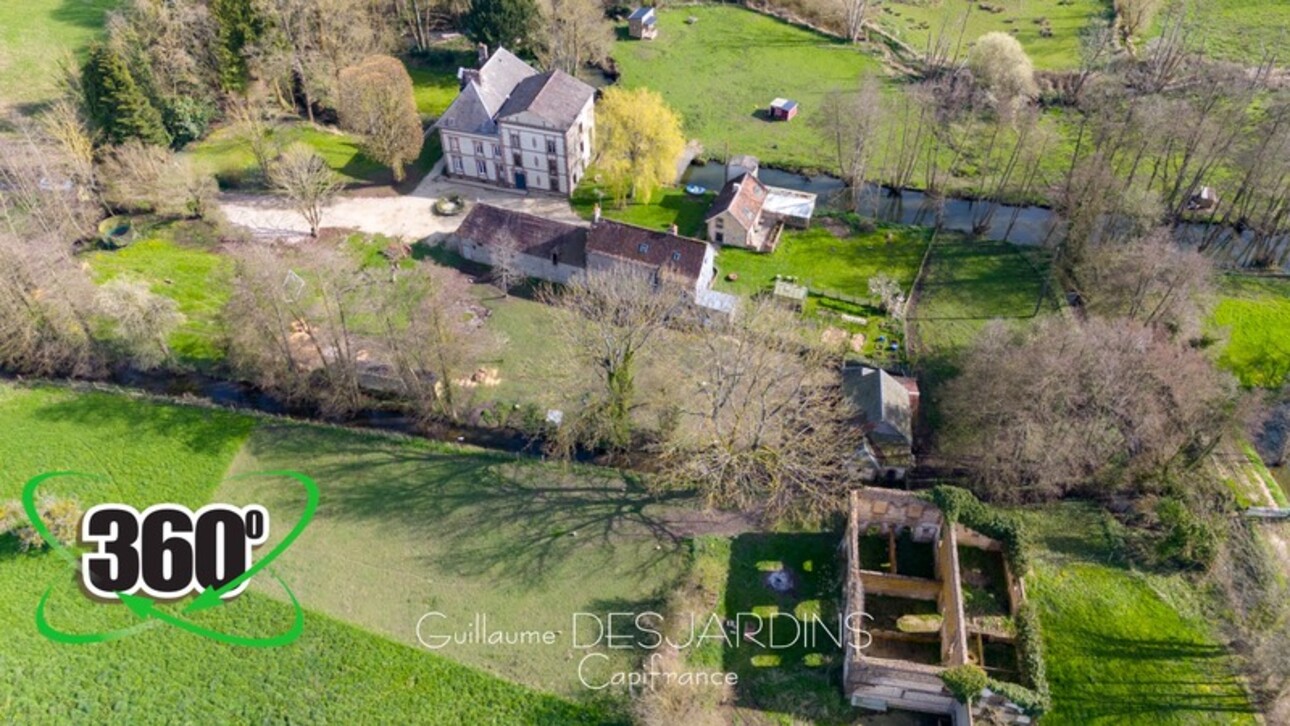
[437, 48, 539, 135]
[628, 7, 655, 20]
[843, 366, 913, 445]
[497, 71, 596, 131]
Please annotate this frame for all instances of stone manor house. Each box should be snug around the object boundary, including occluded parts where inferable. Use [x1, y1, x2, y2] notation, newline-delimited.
[436, 47, 595, 196]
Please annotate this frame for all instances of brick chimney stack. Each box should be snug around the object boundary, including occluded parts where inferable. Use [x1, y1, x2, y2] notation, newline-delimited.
[593, 203, 601, 223]
[477, 43, 490, 65]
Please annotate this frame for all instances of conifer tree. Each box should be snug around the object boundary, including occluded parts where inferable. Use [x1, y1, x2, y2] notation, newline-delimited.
[81, 44, 171, 147]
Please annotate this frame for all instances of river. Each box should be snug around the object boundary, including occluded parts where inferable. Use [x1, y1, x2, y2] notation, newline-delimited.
[680, 161, 1289, 266]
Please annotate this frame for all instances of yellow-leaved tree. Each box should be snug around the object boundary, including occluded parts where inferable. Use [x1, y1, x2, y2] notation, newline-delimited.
[595, 87, 685, 207]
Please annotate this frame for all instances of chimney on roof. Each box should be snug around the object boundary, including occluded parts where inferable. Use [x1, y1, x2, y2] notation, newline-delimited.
[477, 43, 490, 65]
[459, 68, 480, 89]
[668, 223, 679, 235]
[593, 203, 601, 223]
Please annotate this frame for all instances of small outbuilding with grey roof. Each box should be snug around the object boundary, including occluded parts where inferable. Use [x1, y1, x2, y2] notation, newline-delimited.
[628, 7, 658, 39]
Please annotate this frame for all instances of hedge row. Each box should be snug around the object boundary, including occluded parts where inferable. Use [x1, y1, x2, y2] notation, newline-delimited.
[921, 484, 1032, 573]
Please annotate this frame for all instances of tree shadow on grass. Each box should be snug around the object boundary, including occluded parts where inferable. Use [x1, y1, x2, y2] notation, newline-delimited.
[29, 391, 253, 454]
[1054, 631, 1256, 719]
[244, 425, 690, 587]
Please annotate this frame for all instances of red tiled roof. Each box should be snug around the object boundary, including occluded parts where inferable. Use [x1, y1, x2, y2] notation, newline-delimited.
[585, 220, 710, 284]
[705, 173, 768, 230]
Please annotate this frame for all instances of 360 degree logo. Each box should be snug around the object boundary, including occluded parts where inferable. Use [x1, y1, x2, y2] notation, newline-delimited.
[22, 470, 319, 648]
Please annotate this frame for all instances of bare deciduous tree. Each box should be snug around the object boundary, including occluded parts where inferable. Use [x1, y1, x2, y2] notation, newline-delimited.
[1074, 228, 1214, 337]
[1114, 0, 1163, 54]
[95, 278, 185, 369]
[536, 0, 613, 76]
[98, 141, 219, 220]
[941, 317, 1235, 500]
[541, 267, 690, 453]
[269, 143, 343, 237]
[815, 74, 885, 210]
[373, 263, 495, 421]
[655, 298, 862, 521]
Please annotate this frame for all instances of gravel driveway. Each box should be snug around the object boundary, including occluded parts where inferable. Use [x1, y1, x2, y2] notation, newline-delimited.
[219, 167, 586, 241]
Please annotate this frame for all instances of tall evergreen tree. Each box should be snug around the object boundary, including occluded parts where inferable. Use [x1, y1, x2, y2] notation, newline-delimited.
[211, 0, 264, 92]
[81, 44, 171, 147]
[466, 0, 541, 54]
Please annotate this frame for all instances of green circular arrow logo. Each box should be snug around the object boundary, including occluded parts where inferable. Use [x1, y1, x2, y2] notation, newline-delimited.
[22, 470, 318, 648]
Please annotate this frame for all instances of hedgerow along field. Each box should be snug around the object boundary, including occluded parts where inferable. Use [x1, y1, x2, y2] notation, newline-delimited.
[1018, 503, 1257, 725]
[0, 385, 619, 723]
[0, 0, 117, 117]
[1210, 275, 1290, 389]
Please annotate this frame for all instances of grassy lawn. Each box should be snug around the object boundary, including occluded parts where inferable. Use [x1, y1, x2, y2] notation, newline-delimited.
[406, 50, 475, 121]
[876, 0, 1110, 70]
[908, 236, 1055, 359]
[712, 221, 929, 297]
[85, 223, 232, 367]
[186, 120, 440, 190]
[0, 0, 117, 118]
[612, 6, 884, 174]
[216, 423, 686, 698]
[1177, 0, 1290, 65]
[0, 384, 622, 722]
[572, 178, 715, 238]
[685, 534, 865, 724]
[1018, 503, 1257, 725]
[1210, 275, 1290, 389]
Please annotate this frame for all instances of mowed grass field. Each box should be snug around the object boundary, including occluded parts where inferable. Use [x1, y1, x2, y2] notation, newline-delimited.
[0, 385, 625, 722]
[217, 424, 686, 697]
[612, 6, 884, 173]
[1018, 503, 1257, 725]
[1211, 275, 1290, 389]
[908, 237, 1056, 358]
[876, 0, 1110, 70]
[712, 222, 930, 297]
[86, 225, 233, 367]
[0, 0, 117, 117]
[186, 120, 441, 190]
[1180, 0, 1290, 65]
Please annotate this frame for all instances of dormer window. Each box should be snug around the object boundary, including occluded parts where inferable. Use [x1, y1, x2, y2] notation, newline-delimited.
[638, 243, 649, 254]
[671, 251, 682, 261]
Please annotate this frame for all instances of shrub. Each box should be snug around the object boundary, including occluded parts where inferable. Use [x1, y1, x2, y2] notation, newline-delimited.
[1154, 495, 1220, 570]
[1013, 601, 1049, 698]
[941, 664, 989, 703]
[1, 496, 82, 552]
[160, 95, 216, 147]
